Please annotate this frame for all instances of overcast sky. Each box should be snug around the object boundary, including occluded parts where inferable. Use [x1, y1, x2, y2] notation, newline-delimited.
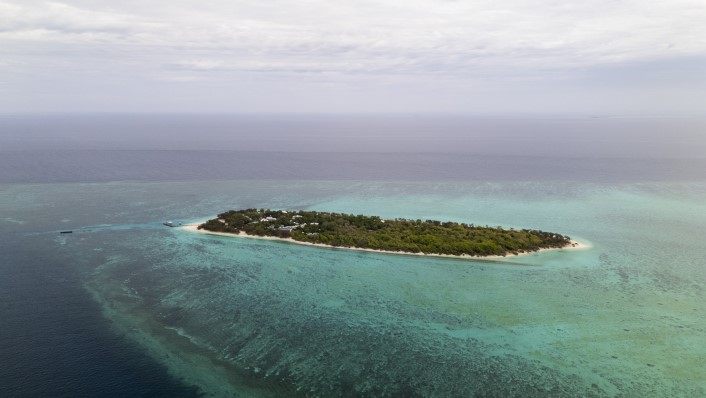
[2, 0, 705, 114]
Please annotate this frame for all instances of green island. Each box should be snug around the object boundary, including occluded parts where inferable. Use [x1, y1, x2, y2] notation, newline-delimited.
[198, 209, 573, 257]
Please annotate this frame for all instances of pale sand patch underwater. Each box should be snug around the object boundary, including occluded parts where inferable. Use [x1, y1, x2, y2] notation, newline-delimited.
[181, 223, 589, 261]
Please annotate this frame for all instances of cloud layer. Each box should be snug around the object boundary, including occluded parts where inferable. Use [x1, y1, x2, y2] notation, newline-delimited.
[2, 0, 706, 113]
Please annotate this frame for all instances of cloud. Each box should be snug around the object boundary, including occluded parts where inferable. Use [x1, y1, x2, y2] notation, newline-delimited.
[3, 0, 705, 72]
[0, 1, 161, 37]
[2, 0, 706, 113]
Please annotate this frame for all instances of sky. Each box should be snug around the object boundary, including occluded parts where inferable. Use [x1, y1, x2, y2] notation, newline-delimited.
[1, 0, 706, 114]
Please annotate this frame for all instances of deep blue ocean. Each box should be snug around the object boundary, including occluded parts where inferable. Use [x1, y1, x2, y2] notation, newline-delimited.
[2, 114, 705, 397]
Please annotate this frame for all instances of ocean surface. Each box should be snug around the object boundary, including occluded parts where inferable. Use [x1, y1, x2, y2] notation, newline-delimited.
[1, 114, 705, 397]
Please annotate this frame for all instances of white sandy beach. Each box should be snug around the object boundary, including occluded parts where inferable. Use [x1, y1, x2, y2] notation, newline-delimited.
[181, 224, 589, 261]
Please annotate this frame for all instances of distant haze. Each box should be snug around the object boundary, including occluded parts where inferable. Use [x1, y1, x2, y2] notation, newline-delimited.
[2, 114, 706, 158]
[2, 1, 706, 115]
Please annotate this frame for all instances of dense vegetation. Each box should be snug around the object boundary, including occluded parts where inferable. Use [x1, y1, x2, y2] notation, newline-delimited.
[199, 209, 572, 257]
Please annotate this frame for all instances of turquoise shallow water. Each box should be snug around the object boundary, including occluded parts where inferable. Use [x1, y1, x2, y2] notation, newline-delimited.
[3, 179, 706, 397]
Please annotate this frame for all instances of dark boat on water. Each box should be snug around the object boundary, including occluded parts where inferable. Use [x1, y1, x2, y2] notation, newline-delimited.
[163, 221, 181, 227]
[60, 231, 73, 234]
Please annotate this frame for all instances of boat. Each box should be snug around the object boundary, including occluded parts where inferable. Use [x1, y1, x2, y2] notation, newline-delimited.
[60, 230, 73, 234]
[163, 221, 181, 227]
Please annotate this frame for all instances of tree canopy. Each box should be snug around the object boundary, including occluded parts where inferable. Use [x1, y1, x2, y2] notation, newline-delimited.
[199, 209, 571, 257]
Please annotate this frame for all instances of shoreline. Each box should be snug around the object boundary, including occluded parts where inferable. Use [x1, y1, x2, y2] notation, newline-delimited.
[180, 224, 590, 261]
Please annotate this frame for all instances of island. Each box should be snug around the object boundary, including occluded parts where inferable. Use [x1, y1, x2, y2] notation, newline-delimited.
[193, 209, 578, 258]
